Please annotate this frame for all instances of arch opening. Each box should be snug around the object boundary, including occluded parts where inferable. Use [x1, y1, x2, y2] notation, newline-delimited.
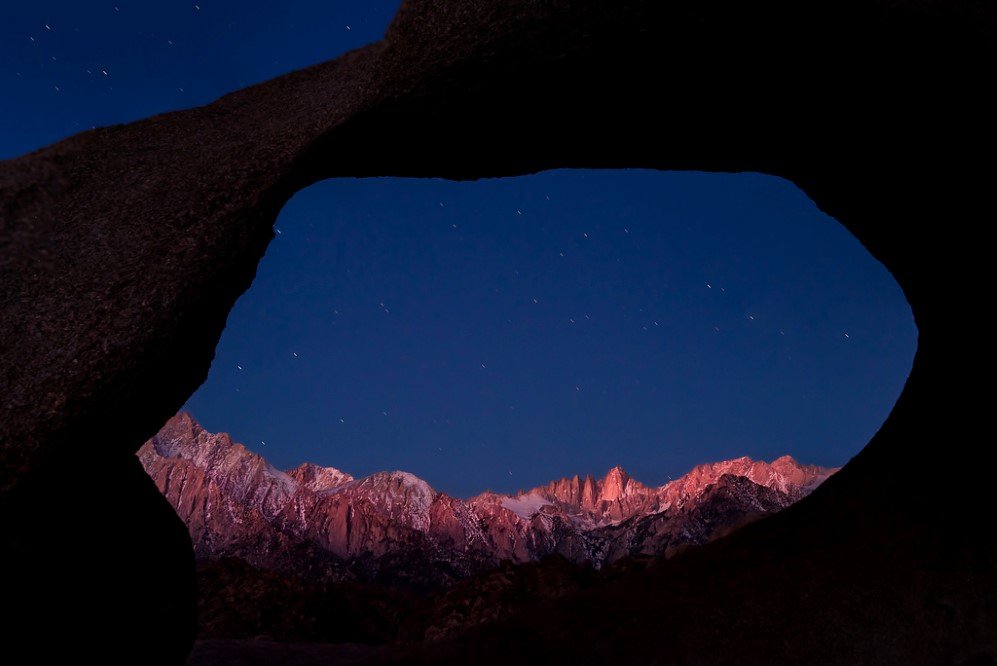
[135, 169, 918, 645]
[179, 169, 916, 496]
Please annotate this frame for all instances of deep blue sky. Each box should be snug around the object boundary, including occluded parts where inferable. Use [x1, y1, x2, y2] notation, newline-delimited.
[3, 2, 917, 497]
[1, 1, 400, 158]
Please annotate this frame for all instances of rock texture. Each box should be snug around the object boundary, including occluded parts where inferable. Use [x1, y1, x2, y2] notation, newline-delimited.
[140, 413, 828, 587]
[1, 0, 995, 663]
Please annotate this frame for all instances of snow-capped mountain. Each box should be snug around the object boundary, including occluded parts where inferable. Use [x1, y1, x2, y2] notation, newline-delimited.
[139, 413, 836, 588]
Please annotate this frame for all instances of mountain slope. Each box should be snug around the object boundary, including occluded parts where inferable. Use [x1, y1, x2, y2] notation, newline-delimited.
[139, 413, 835, 588]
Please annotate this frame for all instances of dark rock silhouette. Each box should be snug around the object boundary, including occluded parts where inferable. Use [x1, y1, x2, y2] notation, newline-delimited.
[1, 0, 994, 663]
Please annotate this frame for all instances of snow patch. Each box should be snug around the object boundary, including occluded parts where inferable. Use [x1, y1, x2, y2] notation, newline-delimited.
[265, 463, 298, 496]
[501, 493, 553, 520]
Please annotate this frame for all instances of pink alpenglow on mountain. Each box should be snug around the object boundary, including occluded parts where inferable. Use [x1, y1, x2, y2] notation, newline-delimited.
[139, 413, 837, 588]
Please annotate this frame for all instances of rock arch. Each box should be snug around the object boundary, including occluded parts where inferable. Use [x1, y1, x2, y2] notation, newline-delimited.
[1, 0, 993, 662]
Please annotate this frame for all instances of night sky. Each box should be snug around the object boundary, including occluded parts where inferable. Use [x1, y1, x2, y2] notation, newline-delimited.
[3, 2, 917, 497]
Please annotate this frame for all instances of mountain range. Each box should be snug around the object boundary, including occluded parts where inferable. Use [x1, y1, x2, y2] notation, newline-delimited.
[140, 413, 836, 589]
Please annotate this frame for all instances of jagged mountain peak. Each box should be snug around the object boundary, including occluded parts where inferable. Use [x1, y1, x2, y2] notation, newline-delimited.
[139, 414, 836, 587]
[150, 411, 212, 455]
[598, 465, 641, 500]
[354, 470, 437, 500]
[287, 462, 353, 492]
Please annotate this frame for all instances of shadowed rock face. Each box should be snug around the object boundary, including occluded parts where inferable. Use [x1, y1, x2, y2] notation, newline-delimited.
[0, 0, 994, 663]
